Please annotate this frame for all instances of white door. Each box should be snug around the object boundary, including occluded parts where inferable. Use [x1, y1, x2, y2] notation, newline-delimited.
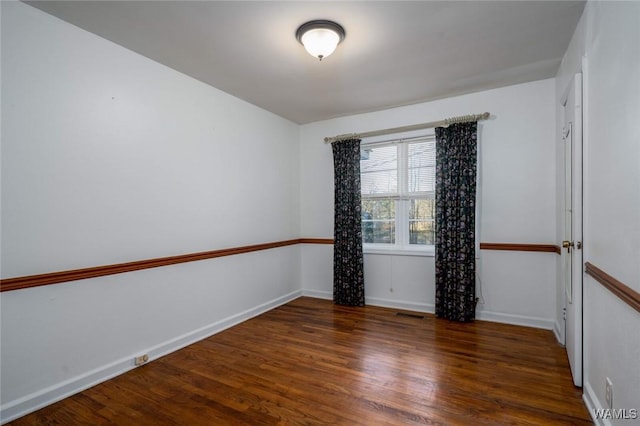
[561, 73, 583, 387]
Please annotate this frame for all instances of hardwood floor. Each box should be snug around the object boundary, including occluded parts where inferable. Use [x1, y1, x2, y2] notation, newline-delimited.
[9, 297, 592, 425]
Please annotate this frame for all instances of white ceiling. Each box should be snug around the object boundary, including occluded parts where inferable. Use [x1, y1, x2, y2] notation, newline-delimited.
[26, 1, 585, 124]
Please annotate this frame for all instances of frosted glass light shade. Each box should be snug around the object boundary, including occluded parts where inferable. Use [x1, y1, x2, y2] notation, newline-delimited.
[301, 28, 340, 60]
[296, 20, 345, 61]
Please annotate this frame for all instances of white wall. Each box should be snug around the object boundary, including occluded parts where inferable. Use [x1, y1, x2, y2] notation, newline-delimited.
[300, 79, 557, 328]
[0, 2, 300, 421]
[556, 2, 640, 423]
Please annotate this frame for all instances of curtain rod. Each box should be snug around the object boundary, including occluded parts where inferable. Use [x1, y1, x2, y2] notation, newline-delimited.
[323, 112, 490, 144]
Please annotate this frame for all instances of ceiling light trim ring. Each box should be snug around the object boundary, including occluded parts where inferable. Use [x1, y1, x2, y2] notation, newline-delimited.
[295, 20, 346, 45]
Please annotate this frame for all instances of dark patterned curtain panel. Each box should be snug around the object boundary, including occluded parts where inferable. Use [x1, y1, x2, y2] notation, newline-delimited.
[435, 122, 478, 321]
[331, 139, 365, 306]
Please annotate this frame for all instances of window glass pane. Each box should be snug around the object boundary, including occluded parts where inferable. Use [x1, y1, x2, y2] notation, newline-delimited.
[361, 145, 397, 195]
[362, 199, 395, 219]
[409, 199, 435, 245]
[408, 141, 435, 193]
[409, 220, 434, 245]
[409, 199, 434, 220]
[362, 199, 396, 244]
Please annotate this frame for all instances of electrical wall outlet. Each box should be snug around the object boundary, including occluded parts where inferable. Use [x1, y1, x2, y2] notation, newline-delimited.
[605, 377, 613, 409]
[134, 354, 149, 366]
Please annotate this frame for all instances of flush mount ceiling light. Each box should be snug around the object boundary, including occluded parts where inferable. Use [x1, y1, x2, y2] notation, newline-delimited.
[296, 20, 345, 61]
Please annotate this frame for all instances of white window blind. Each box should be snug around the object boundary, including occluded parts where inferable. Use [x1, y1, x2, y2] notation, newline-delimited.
[361, 144, 397, 196]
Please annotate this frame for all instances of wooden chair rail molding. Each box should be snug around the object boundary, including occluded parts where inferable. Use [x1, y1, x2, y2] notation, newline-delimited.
[585, 262, 640, 313]
[0, 238, 556, 293]
[479, 243, 561, 254]
[0, 239, 329, 293]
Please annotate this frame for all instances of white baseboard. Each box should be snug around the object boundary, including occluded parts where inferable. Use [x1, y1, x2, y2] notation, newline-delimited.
[301, 290, 434, 313]
[553, 320, 565, 345]
[583, 381, 609, 426]
[301, 289, 332, 300]
[475, 309, 554, 330]
[365, 296, 434, 314]
[0, 289, 302, 424]
[301, 291, 553, 330]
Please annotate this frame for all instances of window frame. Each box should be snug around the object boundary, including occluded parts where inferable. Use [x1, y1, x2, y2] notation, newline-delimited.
[361, 135, 436, 257]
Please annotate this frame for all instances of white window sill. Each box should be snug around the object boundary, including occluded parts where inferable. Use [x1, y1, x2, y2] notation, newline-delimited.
[363, 245, 435, 257]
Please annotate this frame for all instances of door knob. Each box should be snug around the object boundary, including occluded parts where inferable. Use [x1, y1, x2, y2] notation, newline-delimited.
[562, 240, 574, 249]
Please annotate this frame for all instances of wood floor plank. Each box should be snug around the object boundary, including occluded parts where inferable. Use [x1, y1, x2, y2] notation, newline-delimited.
[8, 297, 592, 425]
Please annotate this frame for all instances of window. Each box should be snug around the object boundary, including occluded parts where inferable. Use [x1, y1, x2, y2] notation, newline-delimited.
[361, 137, 436, 253]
